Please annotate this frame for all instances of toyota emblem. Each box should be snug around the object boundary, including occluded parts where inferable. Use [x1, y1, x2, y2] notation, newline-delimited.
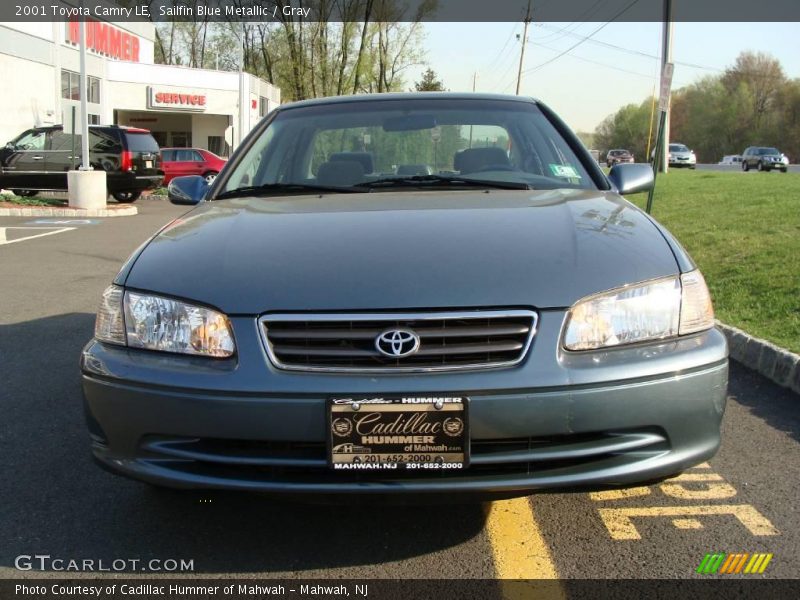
[375, 328, 421, 358]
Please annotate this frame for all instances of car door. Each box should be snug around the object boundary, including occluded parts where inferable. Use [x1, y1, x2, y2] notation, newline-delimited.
[45, 129, 79, 190]
[0, 128, 50, 189]
[175, 149, 205, 177]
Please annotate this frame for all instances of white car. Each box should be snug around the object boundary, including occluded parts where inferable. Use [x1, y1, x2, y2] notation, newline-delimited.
[667, 143, 696, 169]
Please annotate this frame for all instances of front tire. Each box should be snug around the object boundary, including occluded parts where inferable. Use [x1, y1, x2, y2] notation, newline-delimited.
[757, 161, 765, 172]
[112, 191, 141, 203]
[10, 189, 37, 197]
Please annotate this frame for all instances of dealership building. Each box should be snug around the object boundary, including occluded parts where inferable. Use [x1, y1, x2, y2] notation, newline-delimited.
[0, 18, 280, 155]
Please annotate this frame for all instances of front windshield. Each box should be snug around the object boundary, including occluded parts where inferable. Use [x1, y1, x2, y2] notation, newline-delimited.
[220, 98, 596, 195]
[758, 147, 780, 155]
[669, 144, 689, 152]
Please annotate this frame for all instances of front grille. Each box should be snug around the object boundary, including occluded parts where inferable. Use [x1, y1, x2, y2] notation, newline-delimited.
[259, 310, 537, 372]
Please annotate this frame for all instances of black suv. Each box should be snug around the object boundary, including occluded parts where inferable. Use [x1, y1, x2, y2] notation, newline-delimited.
[741, 146, 787, 173]
[0, 125, 163, 202]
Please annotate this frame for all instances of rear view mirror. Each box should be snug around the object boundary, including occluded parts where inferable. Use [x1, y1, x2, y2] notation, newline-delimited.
[168, 176, 208, 205]
[607, 163, 654, 195]
[383, 114, 437, 132]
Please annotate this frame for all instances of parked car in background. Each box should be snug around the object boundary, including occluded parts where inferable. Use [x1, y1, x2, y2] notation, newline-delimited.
[780, 153, 790, 166]
[160, 148, 227, 185]
[667, 143, 696, 169]
[741, 147, 787, 172]
[0, 125, 162, 202]
[606, 148, 634, 167]
[719, 155, 742, 165]
[83, 92, 727, 497]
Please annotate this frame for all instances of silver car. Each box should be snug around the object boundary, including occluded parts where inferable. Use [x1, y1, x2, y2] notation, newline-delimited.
[81, 93, 728, 497]
[668, 143, 697, 169]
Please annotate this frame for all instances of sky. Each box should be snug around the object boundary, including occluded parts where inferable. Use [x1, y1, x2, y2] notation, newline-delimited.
[411, 22, 800, 132]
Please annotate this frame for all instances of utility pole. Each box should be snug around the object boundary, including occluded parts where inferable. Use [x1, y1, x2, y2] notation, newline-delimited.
[469, 72, 477, 146]
[659, 2, 673, 173]
[78, 18, 90, 171]
[646, 0, 674, 214]
[515, 0, 532, 95]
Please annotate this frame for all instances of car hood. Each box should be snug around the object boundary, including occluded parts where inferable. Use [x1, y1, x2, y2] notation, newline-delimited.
[671, 151, 693, 158]
[124, 190, 679, 313]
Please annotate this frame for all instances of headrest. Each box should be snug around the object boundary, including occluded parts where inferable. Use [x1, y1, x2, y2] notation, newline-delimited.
[316, 160, 365, 187]
[329, 152, 374, 174]
[454, 147, 510, 174]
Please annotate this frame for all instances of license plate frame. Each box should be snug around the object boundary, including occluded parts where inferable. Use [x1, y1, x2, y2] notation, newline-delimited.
[327, 396, 469, 471]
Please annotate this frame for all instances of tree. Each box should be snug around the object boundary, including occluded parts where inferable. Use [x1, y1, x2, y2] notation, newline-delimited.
[594, 51, 798, 163]
[414, 68, 447, 91]
[722, 51, 786, 132]
[594, 99, 657, 161]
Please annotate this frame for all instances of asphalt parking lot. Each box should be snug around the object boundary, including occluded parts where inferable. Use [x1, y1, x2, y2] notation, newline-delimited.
[1, 196, 798, 582]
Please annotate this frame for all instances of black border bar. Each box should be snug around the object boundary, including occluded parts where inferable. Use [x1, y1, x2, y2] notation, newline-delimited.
[4, 0, 800, 23]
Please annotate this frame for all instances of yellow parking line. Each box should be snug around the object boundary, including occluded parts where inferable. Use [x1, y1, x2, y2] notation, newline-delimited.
[486, 498, 560, 579]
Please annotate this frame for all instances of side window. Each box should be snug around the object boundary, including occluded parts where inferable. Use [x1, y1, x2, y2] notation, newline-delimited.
[176, 150, 194, 162]
[191, 151, 204, 162]
[50, 131, 77, 152]
[161, 150, 175, 161]
[14, 130, 48, 151]
[90, 130, 120, 154]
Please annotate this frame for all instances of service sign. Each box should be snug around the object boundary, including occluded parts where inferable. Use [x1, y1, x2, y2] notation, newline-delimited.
[146, 87, 207, 112]
[328, 396, 469, 471]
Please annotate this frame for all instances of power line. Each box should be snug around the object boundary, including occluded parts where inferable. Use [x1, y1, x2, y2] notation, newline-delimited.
[532, 23, 725, 73]
[533, 0, 609, 44]
[529, 42, 657, 80]
[484, 23, 520, 72]
[522, 0, 641, 76]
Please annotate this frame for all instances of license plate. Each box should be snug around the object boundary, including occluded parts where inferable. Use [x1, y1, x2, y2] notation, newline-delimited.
[145, 160, 153, 168]
[328, 396, 469, 471]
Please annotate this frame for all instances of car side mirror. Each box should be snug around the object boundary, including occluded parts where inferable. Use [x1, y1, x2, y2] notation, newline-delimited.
[168, 175, 208, 205]
[607, 163, 654, 195]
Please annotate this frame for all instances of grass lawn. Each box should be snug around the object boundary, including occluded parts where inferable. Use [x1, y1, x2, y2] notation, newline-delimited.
[627, 170, 800, 354]
[0, 193, 65, 207]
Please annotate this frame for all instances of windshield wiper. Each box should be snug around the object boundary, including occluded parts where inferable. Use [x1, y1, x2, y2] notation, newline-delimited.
[359, 174, 533, 191]
[215, 182, 367, 200]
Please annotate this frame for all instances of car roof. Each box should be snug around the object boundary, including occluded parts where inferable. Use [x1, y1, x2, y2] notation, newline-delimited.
[277, 92, 540, 111]
[32, 124, 151, 134]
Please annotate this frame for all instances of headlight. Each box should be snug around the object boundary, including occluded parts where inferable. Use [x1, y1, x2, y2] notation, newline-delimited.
[93, 285, 235, 357]
[125, 291, 235, 357]
[94, 285, 126, 345]
[564, 271, 714, 351]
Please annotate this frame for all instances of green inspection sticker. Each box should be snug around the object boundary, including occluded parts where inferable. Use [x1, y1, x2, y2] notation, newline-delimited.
[549, 164, 581, 178]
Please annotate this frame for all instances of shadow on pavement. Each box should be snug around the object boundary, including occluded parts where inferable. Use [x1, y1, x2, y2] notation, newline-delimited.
[727, 360, 800, 443]
[0, 313, 487, 575]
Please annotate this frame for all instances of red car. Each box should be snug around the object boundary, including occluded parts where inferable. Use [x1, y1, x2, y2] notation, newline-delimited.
[160, 148, 227, 185]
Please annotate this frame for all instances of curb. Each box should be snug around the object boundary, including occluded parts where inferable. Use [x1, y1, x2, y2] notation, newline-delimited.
[0, 205, 137, 217]
[717, 321, 800, 395]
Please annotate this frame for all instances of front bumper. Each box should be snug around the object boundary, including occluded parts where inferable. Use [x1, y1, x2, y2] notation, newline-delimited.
[668, 156, 696, 167]
[107, 173, 164, 193]
[81, 313, 728, 495]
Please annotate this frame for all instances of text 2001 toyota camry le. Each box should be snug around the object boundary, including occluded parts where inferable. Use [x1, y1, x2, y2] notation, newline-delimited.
[81, 93, 728, 496]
